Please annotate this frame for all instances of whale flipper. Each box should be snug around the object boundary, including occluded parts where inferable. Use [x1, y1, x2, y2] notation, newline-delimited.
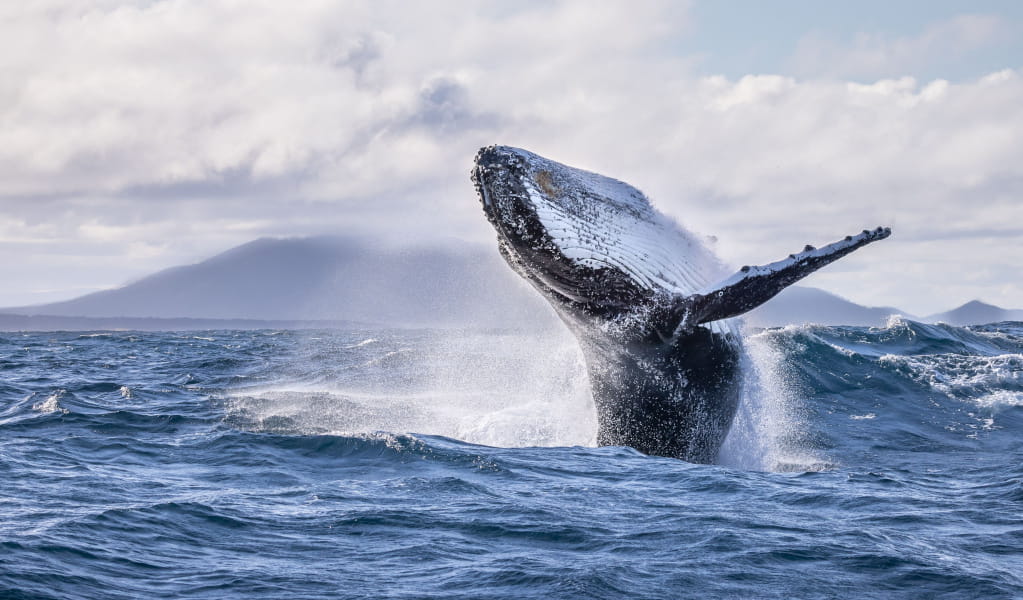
[678, 226, 892, 328]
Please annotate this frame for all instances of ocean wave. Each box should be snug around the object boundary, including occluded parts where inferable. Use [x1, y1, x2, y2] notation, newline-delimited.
[31, 389, 69, 415]
[878, 353, 1023, 400]
[3, 326, 1023, 598]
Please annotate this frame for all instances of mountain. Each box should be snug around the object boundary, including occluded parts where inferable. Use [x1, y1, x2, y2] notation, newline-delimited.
[3, 236, 556, 329]
[9, 235, 1016, 330]
[744, 285, 909, 328]
[925, 300, 1023, 326]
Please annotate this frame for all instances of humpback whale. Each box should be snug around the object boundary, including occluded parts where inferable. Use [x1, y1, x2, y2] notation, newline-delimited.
[472, 145, 891, 463]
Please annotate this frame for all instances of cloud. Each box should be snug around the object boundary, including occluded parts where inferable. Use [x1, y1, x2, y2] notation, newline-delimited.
[789, 14, 1016, 81]
[0, 2, 1021, 313]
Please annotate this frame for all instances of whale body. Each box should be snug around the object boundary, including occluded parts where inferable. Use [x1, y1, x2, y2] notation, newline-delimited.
[472, 145, 891, 462]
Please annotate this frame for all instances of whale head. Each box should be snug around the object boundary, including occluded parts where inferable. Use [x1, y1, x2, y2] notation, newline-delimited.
[472, 145, 722, 323]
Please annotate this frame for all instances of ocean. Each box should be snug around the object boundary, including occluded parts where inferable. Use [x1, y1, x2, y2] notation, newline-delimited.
[1, 319, 1021, 599]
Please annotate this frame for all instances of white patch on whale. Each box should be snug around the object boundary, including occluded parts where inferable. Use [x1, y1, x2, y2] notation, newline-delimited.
[508, 147, 740, 337]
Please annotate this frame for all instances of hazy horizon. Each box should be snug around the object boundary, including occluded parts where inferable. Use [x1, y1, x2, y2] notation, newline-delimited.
[6, 227, 1023, 319]
[2, 2, 1022, 315]
[4, 233, 1020, 334]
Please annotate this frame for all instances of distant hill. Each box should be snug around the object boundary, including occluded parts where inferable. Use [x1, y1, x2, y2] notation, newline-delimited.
[925, 300, 1023, 326]
[5, 235, 1017, 330]
[745, 286, 910, 328]
[4, 236, 556, 329]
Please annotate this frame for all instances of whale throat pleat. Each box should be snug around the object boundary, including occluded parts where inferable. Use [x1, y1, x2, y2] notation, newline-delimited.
[522, 161, 722, 298]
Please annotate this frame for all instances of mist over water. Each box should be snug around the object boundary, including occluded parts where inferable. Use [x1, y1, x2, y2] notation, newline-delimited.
[224, 323, 814, 471]
[225, 326, 597, 449]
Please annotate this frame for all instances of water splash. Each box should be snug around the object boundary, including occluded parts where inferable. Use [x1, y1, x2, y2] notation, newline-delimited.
[224, 323, 820, 471]
[224, 316, 1023, 472]
[718, 327, 824, 472]
[225, 327, 596, 448]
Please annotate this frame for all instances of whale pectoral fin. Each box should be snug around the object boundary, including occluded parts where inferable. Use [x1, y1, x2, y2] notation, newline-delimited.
[683, 226, 892, 326]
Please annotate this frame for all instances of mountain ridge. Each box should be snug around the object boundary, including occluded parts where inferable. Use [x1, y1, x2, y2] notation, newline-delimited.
[4, 235, 1018, 329]
[4, 235, 557, 328]
[925, 300, 1023, 326]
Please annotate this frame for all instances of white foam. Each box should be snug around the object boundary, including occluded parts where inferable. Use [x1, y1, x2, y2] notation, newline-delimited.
[32, 390, 69, 415]
[974, 390, 1023, 408]
[880, 352, 1023, 398]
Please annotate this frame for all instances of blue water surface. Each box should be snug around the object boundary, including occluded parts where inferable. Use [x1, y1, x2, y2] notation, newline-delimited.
[1, 321, 1021, 599]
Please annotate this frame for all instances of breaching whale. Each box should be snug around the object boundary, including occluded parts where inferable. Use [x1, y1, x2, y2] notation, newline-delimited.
[472, 145, 891, 463]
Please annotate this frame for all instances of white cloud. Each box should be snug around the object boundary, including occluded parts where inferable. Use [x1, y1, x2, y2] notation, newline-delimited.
[0, 1, 1021, 314]
[789, 14, 1016, 81]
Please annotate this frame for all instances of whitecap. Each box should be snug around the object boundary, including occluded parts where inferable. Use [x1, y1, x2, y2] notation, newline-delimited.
[32, 390, 69, 415]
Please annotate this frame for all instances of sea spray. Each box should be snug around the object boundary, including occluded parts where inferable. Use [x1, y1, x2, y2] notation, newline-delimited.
[718, 327, 822, 471]
[225, 327, 596, 448]
[225, 323, 819, 470]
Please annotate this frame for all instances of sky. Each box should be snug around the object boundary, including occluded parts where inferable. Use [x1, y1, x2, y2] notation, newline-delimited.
[1, 0, 1021, 315]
